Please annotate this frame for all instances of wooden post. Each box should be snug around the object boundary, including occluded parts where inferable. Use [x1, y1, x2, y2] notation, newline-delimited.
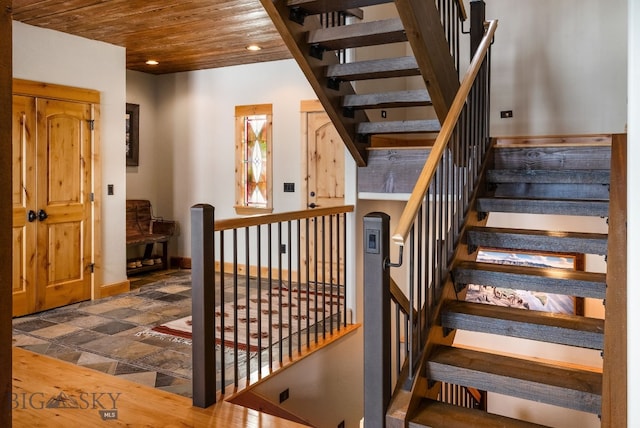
[0, 1, 12, 426]
[470, 0, 486, 59]
[601, 134, 627, 426]
[363, 213, 391, 428]
[191, 204, 216, 408]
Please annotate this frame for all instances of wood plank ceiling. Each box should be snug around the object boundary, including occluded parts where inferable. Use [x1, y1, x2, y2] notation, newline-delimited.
[12, 0, 292, 74]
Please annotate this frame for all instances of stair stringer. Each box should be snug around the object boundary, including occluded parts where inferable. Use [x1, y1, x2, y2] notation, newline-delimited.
[394, 0, 460, 124]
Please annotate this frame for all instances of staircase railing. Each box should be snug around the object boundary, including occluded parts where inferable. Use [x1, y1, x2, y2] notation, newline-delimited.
[438, 0, 467, 72]
[363, 5, 497, 426]
[190, 204, 354, 407]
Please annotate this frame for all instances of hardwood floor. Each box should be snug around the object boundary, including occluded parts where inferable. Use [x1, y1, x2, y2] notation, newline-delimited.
[12, 347, 306, 427]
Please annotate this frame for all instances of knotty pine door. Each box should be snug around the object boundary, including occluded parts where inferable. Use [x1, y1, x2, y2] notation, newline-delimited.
[300, 101, 346, 285]
[12, 94, 93, 316]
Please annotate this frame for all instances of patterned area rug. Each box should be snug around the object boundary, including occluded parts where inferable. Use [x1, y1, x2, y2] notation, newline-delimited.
[139, 286, 343, 351]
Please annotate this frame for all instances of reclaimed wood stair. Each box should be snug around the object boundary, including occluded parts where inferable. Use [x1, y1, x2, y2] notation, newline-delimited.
[478, 142, 611, 217]
[259, 0, 462, 166]
[408, 140, 610, 427]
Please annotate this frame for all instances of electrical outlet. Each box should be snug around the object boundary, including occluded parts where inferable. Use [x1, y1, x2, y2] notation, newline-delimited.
[280, 244, 286, 254]
[279, 388, 289, 403]
[500, 110, 513, 118]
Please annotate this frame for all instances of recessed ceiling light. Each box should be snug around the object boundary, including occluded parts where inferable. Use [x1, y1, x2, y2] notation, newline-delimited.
[146, 60, 159, 65]
[246, 45, 262, 51]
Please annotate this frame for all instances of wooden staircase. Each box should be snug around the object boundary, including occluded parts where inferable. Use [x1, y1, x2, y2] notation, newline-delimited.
[259, 0, 463, 166]
[259, 0, 622, 425]
[408, 138, 611, 426]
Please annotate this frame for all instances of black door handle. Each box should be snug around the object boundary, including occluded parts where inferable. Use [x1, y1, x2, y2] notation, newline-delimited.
[27, 210, 37, 222]
[38, 209, 48, 222]
[308, 203, 319, 209]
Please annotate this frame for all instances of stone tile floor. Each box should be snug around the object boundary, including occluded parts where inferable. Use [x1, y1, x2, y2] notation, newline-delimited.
[12, 269, 343, 400]
[12, 270, 204, 398]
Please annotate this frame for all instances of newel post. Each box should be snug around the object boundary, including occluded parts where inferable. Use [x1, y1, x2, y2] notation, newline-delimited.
[191, 204, 215, 408]
[470, 0, 486, 58]
[363, 213, 391, 428]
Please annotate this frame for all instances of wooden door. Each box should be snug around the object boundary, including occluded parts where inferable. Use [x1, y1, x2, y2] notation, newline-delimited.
[12, 96, 93, 316]
[301, 102, 345, 284]
[306, 111, 345, 210]
[12, 96, 37, 316]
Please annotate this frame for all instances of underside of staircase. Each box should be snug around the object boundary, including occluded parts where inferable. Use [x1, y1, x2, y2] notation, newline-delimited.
[259, 0, 462, 167]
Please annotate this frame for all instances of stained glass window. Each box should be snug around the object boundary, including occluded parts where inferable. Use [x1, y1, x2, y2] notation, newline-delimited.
[245, 115, 268, 207]
[235, 105, 273, 214]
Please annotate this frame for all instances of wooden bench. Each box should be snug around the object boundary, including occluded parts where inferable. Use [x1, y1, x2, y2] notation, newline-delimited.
[126, 199, 175, 275]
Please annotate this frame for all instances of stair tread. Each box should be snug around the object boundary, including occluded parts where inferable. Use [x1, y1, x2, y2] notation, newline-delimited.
[427, 346, 602, 414]
[442, 300, 604, 349]
[357, 119, 440, 135]
[287, 0, 392, 14]
[326, 56, 420, 81]
[476, 197, 609, 217]
[343, 89, 432, 109]
[410, 399, 550, 428]
[308, 18, 406, 50]
[444, 300, 604, 334]
[466, 226, 608, 255]
[487, 169, 610, 184]
[454, 261, 607, 299]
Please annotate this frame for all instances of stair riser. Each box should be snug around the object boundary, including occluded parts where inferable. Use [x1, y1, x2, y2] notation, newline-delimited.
[466, 232, 608, 256]
[427, 363, 601, 414]
[441, 312, 604, 350]
[454, 269, 606, 299]
[487, 169, 610, 184]
[494, 146, 611, 170]
[492, 183, 610, 200]
[476, 198, 609, 217]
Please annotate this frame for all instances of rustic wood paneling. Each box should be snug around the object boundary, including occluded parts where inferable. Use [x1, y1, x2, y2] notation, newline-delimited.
[12, 0, 291, 74]
[358, 148, 431, 193]
[0, 1, 12, 425]
[493, 146, 612, 170]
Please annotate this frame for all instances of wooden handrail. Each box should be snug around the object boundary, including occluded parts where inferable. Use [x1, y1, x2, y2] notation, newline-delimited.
[391, 19, 497, 246]
[215, 205, 354, 231]
[456, 0, 468, 21]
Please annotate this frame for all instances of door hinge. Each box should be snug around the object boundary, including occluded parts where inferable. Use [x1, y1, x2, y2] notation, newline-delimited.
[89, 263, 95, 273]
[90, 192, 95, 202]
[88, 119, 95, 131]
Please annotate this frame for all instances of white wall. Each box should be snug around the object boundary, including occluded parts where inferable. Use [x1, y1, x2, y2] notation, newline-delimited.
[125, 71, 162, 207]
[482, 0, 627, 136]
[251, 328, 363, 428]
[151, 60, 317, 257]
[13, 21, 127, 287]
